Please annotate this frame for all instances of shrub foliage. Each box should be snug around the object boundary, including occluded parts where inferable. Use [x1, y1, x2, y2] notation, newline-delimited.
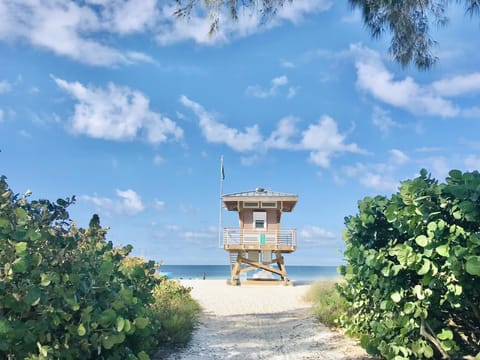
[0, 176, 198, 359]
[304, 280, 348, 329]
[338, 169, 480, 359]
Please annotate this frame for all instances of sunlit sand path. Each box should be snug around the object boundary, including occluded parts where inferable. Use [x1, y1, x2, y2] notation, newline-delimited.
[153, 280, 370, 360]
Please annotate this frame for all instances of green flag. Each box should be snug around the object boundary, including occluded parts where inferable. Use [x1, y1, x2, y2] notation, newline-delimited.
[221, 158, 225, 180]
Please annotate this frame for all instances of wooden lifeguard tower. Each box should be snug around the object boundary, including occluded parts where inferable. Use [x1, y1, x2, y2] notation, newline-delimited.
[222, 187, 298, 285]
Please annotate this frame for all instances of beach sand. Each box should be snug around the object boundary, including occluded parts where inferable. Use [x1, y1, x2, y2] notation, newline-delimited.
[153, 279, 370, 360]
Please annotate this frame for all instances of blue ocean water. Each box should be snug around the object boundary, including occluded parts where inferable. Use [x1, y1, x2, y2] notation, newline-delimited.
[158, 265, 341, 282]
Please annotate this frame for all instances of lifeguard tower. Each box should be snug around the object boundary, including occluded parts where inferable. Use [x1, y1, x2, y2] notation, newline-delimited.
[222, 187, 298, 285]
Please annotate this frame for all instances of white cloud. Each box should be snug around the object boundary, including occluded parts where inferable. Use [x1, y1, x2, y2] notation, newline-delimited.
[432, 158, 451, 179]
[281, 60, 296, 68]
[266, 116, 300, 150]
[180, 95, 262, 152]
[462, 107, 480, 118]
[153, 154, 164, 165]
[415, 146, 442, 153]
[301, 115, 365, 168]
[0, 109, 3, 122]
[342, 162, 400, 192]
[240, 154, 261, 166]
[465, 155, 480, 171]
[54, 77, 183, 144]
[371, 106, 399, 135]
[82, 188, 145, 216]
[390, 149, 409, 165]
[93, 0, 158, 34]
[300, 226, 340, 247]
[166, 224, 181, 232]
[19, 129, 31, 137]
[181, 97, 365, 168]
[153, 198, 165, 211]
[0, 0, 153, 66]
[183, 230, 214, 239]
[341, 9, 361, 23]
[431, 73, 480, 97]
[352, 44, 459, 117]
[418, 156, 450, 180]
[0, 1, 333, 65]
[300, 225, 336, 239]
[156, 1, 332, 46]
[0, 80, 12, 93]
[339, 149, 409, 192]
[246, 75, 289, 98]
[287, 87, 298, 99]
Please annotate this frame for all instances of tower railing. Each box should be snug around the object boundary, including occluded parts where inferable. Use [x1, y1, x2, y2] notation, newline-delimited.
[223, 228, 297, 251]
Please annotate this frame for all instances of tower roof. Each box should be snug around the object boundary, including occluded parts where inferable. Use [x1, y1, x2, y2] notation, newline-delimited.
[222, 187, 298, 212]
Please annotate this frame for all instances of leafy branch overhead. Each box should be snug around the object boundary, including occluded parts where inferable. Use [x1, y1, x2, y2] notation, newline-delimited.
[175, 0, 480, 70]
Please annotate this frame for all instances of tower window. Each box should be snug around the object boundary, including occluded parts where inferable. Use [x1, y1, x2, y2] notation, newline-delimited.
[253, 211, 266, 229]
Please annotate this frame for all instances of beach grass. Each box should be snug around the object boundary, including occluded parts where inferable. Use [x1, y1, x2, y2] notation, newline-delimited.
[151, 279, 202, 346]
[304, 280, 347, 329]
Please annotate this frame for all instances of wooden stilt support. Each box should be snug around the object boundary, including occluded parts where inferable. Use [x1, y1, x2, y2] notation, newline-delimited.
[229, 252, 242, 285]
[276, 253, 289, 284]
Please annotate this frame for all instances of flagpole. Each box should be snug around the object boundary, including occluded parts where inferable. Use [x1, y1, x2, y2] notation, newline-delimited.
[218, 155, 224, 248]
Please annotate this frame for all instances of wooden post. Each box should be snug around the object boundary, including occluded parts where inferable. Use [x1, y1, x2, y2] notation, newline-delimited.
[276, 253, 288, 282]
[230, 253, 242, 285]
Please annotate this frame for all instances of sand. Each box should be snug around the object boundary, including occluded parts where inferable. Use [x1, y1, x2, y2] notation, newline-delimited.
[153, 280, 371, 360]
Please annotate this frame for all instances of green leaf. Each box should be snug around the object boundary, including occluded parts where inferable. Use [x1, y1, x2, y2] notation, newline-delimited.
[24, 286, 41, 305]
[99, 309, 116, 327]
[14, 242, 27, 254]
[12, 257, 27, 273]
[436, 244, 449, 257]
[448, 169, 462, 180]
[123, 319, 132, 333]
[413, 285, 425, 300]
[415, 235, 428, 247]
[134, 317, 149, 329]
[40, 273, 52, 287]
[101, 335, 115, 350]
[116, 316, 125, 332]
[424, 345, 434, 358]
[437, 328, 453, 340]
[100, 260, 114, 276]
[12, 230, 27, 240]
[0, 318, 10, 335]
[470, 234, 480, 245]
[403, 302, 415, 314]
[417, 259, 430, 275]
[427, 222, 437, 232]
[138, 351, 150, 360]
[466, 256, 480, 276]
[15, 208, 28, 222]
[77, 324, 86, 337]
[27, 230, 42, 241]
[391, 292, 402, 303]
[36, 342, 49, 357]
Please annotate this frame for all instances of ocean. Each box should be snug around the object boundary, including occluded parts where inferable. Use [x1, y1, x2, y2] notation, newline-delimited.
[158, 265, 341, 282]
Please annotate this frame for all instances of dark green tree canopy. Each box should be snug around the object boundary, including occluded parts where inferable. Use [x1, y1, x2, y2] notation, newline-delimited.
[175, 0, 480, 70]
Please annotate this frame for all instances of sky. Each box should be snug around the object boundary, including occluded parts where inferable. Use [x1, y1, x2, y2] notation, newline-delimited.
[1, 1, 480, 266]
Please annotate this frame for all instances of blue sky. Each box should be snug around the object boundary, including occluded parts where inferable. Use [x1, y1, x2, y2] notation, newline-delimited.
[1, 1, 479, 266]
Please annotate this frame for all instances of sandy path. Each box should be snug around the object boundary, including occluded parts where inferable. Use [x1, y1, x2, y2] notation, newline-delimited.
[154, 280, 370, 360]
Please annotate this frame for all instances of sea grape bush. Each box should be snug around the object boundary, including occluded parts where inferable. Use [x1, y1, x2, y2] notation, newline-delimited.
[0, 176, 162, 359]
[338, 169, 480, 359]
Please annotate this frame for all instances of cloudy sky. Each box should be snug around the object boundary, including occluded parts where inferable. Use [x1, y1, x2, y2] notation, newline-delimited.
[1, 1, 479, 266]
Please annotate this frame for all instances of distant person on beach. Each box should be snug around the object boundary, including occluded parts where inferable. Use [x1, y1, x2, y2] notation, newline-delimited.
[203, 272, 206, 280]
